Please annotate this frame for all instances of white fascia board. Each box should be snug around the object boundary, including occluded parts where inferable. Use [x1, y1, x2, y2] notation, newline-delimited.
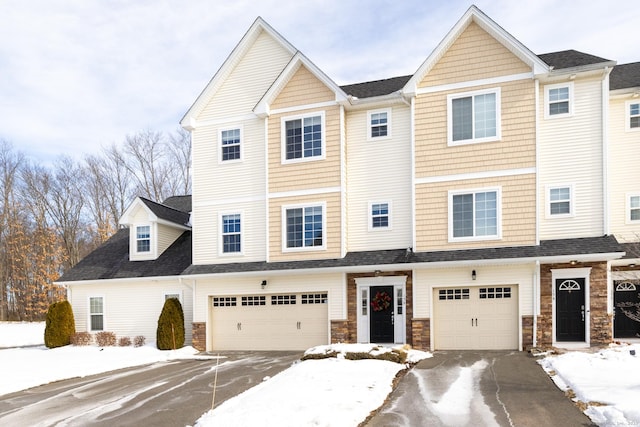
[55, 275, 184, 287]
[118, 197, 158, 226]
[403, 5, 548, 96]
[345, 92, 409, 110]
[181, 17, 297, 128]
[537, 61, 618, 83]
[610, 88, 640, 99]
[156, 218, 191, 230]
[254, 52, 349, 117]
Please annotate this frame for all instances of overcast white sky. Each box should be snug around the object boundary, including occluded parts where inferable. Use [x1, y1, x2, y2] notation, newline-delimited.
[1, 0, 637, 163]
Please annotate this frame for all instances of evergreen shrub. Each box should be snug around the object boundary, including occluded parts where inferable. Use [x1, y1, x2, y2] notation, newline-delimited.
[156, 298, 185, 350]
[44, 300, 76, 348]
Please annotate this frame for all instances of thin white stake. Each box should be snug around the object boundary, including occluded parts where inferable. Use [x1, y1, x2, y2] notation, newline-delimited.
[211, 353, 220, 410]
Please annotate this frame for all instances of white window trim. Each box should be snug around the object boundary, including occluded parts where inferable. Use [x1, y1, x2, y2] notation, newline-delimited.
[218, 211, 244, 256]
[281, 111, 326, 164]
[544, 82, 574, 119]
[163, 291, 183, 304]
[134, 223, 153, 256]
[625, 100, 640, 132]
[368, 201, 392, 231]
[281, 202, 327, 252]
[546, 184, 575, 219]
[447, 87, 501, 146]
[448, 186, 502, 242]
[218, 125, 243, 164]
[626, 193, 640, 224]
[366, 108, 392, 141]
[88, 295, 105, 332]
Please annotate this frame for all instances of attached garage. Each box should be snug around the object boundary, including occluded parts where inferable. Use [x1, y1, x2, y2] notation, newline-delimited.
[433, 285, 519, 350]
[209, 292, 329, 350]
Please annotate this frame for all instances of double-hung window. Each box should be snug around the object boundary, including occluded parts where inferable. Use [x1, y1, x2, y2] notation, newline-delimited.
[282, 113, 324, 162]
[221, 213, 241, 254]
[370, 202, 390, 230]
[548, 186, 572, 217]
[448, 88, 500, 145]
[545, 83, 573, 118]
[367, 109, 391, 140]
[449, 188, 501, 241]
[220, 127, 241, 162]
[136, 225, 151, 253]
[89, 296, 104, 331]
[284, 204, 325, 250]
[629, 195, 640, 222]
[627, 101, 640, 131]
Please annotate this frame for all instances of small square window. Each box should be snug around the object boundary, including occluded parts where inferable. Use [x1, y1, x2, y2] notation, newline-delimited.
[547, 185, 573, 218]
[627, 102, 640, 131]
[367, 109, 391, 140]
[370, 202, 390, 230]
[629, 195, 640, 222]
[545, 83, 573, 118]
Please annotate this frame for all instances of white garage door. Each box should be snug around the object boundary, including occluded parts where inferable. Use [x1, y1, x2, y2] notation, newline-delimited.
[433, 286, 519, 350]
[210, 293, 329, 351]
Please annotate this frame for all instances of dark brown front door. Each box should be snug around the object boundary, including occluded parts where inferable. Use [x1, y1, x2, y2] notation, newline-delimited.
[555, 278, 586, 341]
[370, 286, 394, 343]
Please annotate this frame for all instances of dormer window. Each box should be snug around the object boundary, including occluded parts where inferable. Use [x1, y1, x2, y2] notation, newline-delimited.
[136, 226, 151, 253]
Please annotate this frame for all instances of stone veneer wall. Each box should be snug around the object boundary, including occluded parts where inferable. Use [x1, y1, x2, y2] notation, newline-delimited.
[192, 322, 206, 351]
[342, 271, 414, 347]
[521, 315, 533, 351]
[411, 319, 430, 350]
[537, 261, 611, 347]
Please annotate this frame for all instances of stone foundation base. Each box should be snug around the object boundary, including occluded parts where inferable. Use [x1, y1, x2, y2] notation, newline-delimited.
[192, 322, 206, 351]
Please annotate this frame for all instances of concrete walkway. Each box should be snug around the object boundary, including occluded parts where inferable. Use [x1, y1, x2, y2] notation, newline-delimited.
[365, 350, 595, 427]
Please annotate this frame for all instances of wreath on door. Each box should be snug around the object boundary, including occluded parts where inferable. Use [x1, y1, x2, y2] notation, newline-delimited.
[371, 291, 392, 312]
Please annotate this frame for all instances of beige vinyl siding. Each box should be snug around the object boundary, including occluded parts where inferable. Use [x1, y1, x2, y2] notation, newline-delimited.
[415, 79, 536, 178]
[608, 96, 640, 240]
[196, 31, 293, 122]
[69, 280, 193, 344]
[346, 105, 413, 251]
[271, 65, 335, 110]
[156, 223, 184, 256]
[415, 174, 536, 251]
[193, 273, 345, 322]
[268, 107, 342, 194]
[413, 264, 535, 318]
[192, 200, 266, 265]
[419, 21, 530, 88]
[268, 192, 342, 261]
[538, 77, 604, 239]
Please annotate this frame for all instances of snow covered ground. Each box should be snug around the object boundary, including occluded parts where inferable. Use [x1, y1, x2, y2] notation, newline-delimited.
[2, 322, 639, 426]
[539, 343, 640, 426]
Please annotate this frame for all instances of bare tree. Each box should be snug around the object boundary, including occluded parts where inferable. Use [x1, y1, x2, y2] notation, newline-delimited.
[166, 127, 192, 196]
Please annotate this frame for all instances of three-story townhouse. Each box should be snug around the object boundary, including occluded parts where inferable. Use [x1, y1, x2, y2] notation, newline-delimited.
[58, 6, 638, 352]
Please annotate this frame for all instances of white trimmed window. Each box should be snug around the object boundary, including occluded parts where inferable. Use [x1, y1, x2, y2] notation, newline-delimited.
[627, 101, 640, 131]
[369, 202, 390, 230]
[283, 203, 325, 250]
[164, 292, 182, 303]
[282, 112, 325, 163]
[89, 296, 104, 331]
[448, 88, 501, 145]
[449, 188, 501, 241]
[220, 127, 242, 162]
[545, 82, 573, 118]
[221, 213, 242, 254]
[628, 194, 640, 223]
[367, 108, 391, 140]
[136, 225, 151, 253]
[547, 185, 573, 217]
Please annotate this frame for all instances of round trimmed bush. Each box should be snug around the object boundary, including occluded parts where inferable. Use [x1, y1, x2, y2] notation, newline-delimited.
[156, 298, 185, 350]
[44, 300, 76, 348]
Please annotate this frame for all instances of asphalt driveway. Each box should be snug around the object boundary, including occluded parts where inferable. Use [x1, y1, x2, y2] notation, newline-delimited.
[0, 351, 300, 427]
[365, 350, 595, 427]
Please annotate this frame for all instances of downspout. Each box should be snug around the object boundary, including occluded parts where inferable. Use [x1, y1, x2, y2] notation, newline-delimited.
[535, 78, 540, 245]
[340, 104, 347, 258]
[410, 96, 416, 251]
[533, 260, 540, 348]
[264, 116, 270, 262]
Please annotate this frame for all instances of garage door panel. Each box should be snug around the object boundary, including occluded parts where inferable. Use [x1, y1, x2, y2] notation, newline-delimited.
[211, 293, 328, 351]
[434, 286, 518, 350]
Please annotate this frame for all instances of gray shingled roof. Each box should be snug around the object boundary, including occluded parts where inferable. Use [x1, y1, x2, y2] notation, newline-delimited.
[537, 50, 612, 70]
[57, 229, 193, 282]
[610, 62, 640, 90]
[163, 195, 192, 213]
[184, 235, 622, 275]
[340, 75, 412, 98]
[140, 197, 190, 226]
